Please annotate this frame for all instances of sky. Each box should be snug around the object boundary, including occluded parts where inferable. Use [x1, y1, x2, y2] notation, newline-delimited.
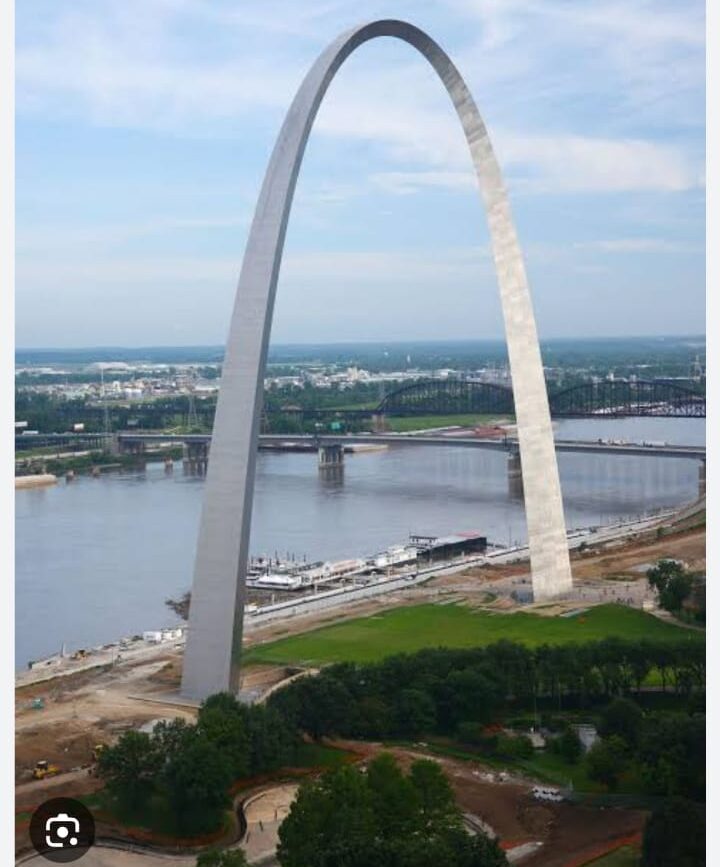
[15, 0, 705, 347]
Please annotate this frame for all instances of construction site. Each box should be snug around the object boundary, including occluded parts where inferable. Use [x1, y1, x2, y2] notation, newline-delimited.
[15, 500, 705, 865]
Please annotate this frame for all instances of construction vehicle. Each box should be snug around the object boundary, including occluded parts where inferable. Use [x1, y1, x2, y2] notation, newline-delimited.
[87, 744, 107, 777]
[32, 760, 60, 780]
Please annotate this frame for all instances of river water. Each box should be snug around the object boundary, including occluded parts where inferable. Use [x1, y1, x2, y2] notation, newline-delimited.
[15, 418, 705, 669]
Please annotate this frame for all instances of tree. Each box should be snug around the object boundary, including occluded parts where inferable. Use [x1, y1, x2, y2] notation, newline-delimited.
[394, 688, 436, 737]
[387, 826, 508, 867]
[277, 757, 508, 867]
[641, 797, 705, 867]
[152, 718, 194, 757]
[659, 573, 693, 613]
[366, 753, 419, 839]
[277, 766, 378, 867]
[647, 560, 693, 614]
[197, 705, 250, 779]
[98, 730, 160, 806]
[196, 850, 249, 867]
[245, 705, 294, 774]
[552, 728, 583, 765]
[161, 729, 233, 833]
[586, 735, 628, 791]
[598, 697, 644, 748]
[409, 759, 461, 833]
[638, 714, 705, 800]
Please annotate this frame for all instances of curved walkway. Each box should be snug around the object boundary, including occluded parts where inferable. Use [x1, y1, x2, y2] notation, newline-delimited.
[17, 784, 298, 867]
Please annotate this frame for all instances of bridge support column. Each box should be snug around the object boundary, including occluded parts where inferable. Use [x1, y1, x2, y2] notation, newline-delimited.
[507, 448, 524, 500]
[183, 441, 209, 475]
[318, 443, 344, 471]
[699, 459, 706, 498]
[371, 413, 388, 433]
[117, 437, 147, 459]
[120, 440, 146, 463]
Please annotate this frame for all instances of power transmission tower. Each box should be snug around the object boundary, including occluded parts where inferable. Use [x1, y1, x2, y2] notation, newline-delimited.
[691, 354, 703, 380]
[186, 371, 199, 430]
[100, 366, 110, 434]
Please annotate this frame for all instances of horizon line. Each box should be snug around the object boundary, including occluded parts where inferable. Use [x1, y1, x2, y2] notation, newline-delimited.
[14, 333, 708, 354]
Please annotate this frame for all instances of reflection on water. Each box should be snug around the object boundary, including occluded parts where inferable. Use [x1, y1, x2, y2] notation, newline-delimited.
[15, 418, 704, 668]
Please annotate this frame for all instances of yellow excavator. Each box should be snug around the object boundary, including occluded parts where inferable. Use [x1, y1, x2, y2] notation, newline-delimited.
[32, 760, 60, 780]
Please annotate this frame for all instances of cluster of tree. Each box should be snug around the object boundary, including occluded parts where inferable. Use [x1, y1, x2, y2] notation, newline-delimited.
[99, 693, 296, 834]
[277, 753, 508, 867]
[265, 380, 383, 409]
[647, 560, 705, 624]
[641, 797, 705, 867]
[583, 697, 705, 798]
[268, 639, 705, 745]
[15, 391, 217, 434]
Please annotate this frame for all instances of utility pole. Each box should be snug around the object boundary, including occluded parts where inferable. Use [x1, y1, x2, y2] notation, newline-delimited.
[100, 366, 110, 435]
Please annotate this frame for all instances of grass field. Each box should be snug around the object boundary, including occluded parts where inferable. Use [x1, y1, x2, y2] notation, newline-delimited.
[387, 413, 513, 432]
[584, 846, 640, 866]
[244, 603, 702, 666]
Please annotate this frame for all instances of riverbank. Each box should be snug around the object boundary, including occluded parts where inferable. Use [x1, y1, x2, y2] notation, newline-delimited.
[15, 474, 57, 489]
[16, 500, 704, 691]
[15, 446, 184, 479]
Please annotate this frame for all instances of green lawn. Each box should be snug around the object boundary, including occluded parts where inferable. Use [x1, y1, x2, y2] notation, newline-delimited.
[387, 414, 513, 432]
[244, 603, 701, 667]
[584, 846, 640, 867]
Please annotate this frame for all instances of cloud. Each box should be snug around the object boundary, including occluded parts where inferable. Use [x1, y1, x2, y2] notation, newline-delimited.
[15, 216, 250, 256]
[16, 246, 493, 289]
[370, 171, 476, 194]
[572, 238, 703, 254]
[15, 0, 704, 195]
[497, 133, 702, 193]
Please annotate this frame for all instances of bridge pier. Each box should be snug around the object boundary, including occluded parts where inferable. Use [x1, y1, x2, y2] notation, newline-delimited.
[117, 438, 146, 459]
[183, 441, 209, 475]
[507, 447, 524, 500]
[318, 443, 344, 472]
[699, 459, 706, 498]
[371, 412, 388, 433]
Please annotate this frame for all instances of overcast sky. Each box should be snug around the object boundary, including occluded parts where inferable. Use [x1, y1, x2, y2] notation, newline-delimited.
[15, 0, 705, 347]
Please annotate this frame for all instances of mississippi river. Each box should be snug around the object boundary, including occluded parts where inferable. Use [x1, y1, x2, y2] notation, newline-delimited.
[16, 417, 704, 668]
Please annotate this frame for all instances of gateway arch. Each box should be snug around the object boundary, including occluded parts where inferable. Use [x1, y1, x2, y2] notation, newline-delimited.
[181, 19, 573, 701]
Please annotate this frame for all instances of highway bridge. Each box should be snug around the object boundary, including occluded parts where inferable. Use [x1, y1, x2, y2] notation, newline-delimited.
[16, 430, 706, 461]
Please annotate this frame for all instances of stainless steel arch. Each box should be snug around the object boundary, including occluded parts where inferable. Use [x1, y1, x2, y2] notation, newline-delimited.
[181, 19, 573, 701]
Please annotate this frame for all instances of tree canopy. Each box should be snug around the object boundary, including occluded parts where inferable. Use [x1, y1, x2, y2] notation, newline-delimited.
[277, 754, 508, 867]
[641, 798, 705, 867]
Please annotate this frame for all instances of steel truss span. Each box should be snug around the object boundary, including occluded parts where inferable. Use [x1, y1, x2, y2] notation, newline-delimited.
[182, 19, 573, 701]
[550, 380, 706, 418]
[376, 378, 705, 418]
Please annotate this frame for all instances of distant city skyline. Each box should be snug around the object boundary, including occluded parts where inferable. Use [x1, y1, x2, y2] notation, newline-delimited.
[16, 1, 705, 347]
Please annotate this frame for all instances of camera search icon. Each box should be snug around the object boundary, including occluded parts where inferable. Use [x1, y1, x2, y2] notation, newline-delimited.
[29, 798, 95, 863]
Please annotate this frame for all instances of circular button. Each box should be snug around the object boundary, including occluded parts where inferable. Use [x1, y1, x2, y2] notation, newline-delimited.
[29, 798, 95, 863]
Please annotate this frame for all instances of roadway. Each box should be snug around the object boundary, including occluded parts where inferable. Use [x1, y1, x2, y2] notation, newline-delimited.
[15, 431, 706, 460]
[118, 431, 706, 460]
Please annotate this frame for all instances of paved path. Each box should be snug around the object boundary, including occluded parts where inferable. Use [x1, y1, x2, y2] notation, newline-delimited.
[17, 783, 298, 866]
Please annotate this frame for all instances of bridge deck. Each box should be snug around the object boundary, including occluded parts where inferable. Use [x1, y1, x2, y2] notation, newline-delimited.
[104, 431, 705, 459]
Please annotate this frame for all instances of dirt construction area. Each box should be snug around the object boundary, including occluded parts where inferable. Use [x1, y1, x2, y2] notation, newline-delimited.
[16, 516, 703, 792]
[328, 740, 645, 867]
[16, 512, 702, 863]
